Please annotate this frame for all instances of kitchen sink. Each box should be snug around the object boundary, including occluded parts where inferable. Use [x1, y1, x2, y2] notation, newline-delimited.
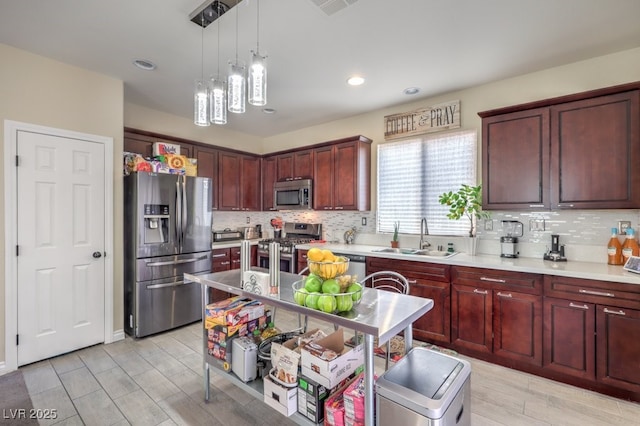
[371, 247, 458, 258]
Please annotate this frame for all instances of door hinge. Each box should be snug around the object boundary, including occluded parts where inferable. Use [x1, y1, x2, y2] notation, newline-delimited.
[16, 245, 19, 256]
[15, 155, 19, 167]
[16, 334, 19, 346]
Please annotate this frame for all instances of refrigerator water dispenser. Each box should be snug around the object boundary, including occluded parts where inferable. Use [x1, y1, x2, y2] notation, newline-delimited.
[144, 204, 169, 244]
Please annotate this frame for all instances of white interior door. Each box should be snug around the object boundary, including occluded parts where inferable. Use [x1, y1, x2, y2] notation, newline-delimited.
[16, 130, 106, 365]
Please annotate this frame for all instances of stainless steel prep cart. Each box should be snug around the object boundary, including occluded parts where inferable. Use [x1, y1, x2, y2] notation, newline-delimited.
[186, 269, 434, 426]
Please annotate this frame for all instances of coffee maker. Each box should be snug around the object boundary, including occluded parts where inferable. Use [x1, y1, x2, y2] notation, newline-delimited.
[500, 220, 523, 258]
[544, 234, 567, 261]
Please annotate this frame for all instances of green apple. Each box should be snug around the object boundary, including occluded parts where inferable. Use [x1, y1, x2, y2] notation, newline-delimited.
[347, 283, 363, 302]
[305, 292, 322, 310]
[318, 294, 337, 313]
[321, 278, 341, 294]
[335, 294, 353, 312]
[304, 274, 323, 293]
[294, 288, 309, 306]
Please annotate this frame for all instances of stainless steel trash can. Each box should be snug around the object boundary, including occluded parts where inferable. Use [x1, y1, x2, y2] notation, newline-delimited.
[376, 348, 471, 426]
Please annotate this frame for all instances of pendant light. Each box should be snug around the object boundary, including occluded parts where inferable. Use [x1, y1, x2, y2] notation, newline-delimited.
[209, 2, 227, 125]
[194, 14, 210, 126]
[227, 3, 246, 113]
[248, 0, 267, 106]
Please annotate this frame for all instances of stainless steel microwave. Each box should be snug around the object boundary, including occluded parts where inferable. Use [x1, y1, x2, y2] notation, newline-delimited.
[274, 179, 313, 210]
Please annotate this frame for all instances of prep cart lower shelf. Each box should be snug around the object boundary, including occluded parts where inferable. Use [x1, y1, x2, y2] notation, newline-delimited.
[188, 269, 433, 426]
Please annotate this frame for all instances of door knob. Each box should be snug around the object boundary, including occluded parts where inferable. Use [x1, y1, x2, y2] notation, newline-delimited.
[92, 251, 102, 258]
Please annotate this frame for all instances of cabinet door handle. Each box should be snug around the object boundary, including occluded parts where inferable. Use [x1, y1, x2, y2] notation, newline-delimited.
[557, 204, 575, 208]
[529, 204, 545, 208]
[480, 277, 506, 283]
[579, 289, 614, 297]
[212, 253, 228, 258]
[407, 280, 417, 284]
[497, 292, 512, 298]
[221, 261, 230, 265]
[473, 289, 489, 295]
[335, 206, 344, 210]
[603, 308, 626, 316]
[569, 302, 589, 310]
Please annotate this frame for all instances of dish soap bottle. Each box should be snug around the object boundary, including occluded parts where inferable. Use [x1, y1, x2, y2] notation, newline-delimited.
[607, 228, 623, 265]
[621, 228, 639, 264]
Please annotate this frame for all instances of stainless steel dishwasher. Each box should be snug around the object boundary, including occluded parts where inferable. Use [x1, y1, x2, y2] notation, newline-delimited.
[333, 252, 367, 279]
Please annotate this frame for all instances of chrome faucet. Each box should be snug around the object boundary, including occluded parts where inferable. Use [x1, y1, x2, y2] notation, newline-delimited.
[419, 218, 431, 249]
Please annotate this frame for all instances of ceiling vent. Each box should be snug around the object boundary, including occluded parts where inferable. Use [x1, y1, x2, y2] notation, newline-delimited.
[310, 0, 359, 16]
[189, 0, 240, 28]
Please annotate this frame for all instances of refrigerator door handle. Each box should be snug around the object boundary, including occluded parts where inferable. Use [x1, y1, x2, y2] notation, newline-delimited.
[145, 255, 208, 267]
[175, 178, 182, 248]
[181, 176, 188, 244]
[146, 280, 193, 290]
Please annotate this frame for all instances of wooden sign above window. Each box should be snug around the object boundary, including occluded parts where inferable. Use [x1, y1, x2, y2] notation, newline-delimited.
[384, 100, 460, 140]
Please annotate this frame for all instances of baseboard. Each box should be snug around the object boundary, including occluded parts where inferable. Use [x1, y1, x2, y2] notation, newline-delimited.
[112, 329, 125, 342]
[0, 361, 11, 377]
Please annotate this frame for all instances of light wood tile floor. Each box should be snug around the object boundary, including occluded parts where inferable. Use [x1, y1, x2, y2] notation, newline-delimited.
[9, 307, 639, 425]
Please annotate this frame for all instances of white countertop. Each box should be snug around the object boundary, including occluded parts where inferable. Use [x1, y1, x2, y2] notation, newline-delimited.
[296, 242, 640, 286]
[211, 239, 260, 249]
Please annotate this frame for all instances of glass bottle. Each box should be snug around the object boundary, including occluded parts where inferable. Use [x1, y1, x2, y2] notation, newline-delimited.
[607, 227, 623, 265]
[621, 228, 639, 264]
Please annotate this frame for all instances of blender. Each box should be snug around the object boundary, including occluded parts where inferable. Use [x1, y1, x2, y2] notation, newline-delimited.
[500, 220, 523, 258]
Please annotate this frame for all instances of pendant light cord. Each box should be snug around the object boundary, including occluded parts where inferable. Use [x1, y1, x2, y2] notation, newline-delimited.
[200, 15, 205, 81]
[235, 2, 239, 62]
[216, 3, 221, 77]
[256, 0, 260, 53]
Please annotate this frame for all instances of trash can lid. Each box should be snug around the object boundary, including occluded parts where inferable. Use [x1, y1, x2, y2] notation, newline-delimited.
[376, 348, 471, 417]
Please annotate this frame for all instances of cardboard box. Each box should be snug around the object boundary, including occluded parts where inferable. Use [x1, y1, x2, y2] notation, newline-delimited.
[343, 372, 373, 422]
[297, 373, 355, 424]
[205, 296, 264, 327]
[184, 158, 197, 177]
[301, 329, 364, 388]
[206, 312, 271, 362]
[263, 375, 297, 417]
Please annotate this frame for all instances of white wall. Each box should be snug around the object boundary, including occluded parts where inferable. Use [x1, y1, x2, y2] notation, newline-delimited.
[0, 43, 124, 367]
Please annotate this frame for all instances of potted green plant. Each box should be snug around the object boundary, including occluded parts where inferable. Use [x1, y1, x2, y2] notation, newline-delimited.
[438, 184, 490, 238]
[391, 221, 400, 248]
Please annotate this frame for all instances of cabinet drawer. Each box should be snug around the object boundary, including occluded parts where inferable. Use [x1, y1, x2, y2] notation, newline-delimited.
[544, 275, 640, 308]
[366, 257, 450, 282]
[452, 266, 542, 294]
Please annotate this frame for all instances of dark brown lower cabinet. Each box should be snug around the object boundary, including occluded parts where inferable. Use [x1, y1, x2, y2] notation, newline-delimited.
[543, 297, 596, 380]
[451, 284, 492, 354]
[366, 257, 451, 344]
[493, 289, 542, 365]
[451, 267, 543, 367]
[596, 304, 640, 393]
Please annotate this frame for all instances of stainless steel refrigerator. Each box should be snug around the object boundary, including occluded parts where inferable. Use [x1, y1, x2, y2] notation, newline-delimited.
[124, 172, 212, 337]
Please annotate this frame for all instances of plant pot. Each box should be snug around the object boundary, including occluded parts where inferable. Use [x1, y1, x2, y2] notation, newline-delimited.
[468, 236, 477, 255]
[391, 241, 399, 248]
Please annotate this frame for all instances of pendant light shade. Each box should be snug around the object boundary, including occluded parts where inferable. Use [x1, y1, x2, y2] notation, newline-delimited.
[193, 13, 210, 127]
[194, 79, 210, 126]
[209, 77, 227, 124]
[227, 61, 246, 113]
[248, 51, 267, 106]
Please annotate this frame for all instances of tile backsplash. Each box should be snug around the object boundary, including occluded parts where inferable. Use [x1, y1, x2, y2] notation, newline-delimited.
[214, 209, 640, 264]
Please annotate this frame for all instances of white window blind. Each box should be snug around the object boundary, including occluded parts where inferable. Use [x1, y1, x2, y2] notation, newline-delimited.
[377, 130, 477, 236]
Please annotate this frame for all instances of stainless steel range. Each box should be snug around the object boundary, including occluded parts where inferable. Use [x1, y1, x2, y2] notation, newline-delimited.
[257, 222, 322, 273]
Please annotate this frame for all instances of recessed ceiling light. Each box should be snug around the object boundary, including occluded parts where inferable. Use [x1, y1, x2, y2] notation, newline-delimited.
[263, 108, 277, 114]
[347, 76, 365, 86]
[403, 87, 420, 95]
[133, 59, 156, 71]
